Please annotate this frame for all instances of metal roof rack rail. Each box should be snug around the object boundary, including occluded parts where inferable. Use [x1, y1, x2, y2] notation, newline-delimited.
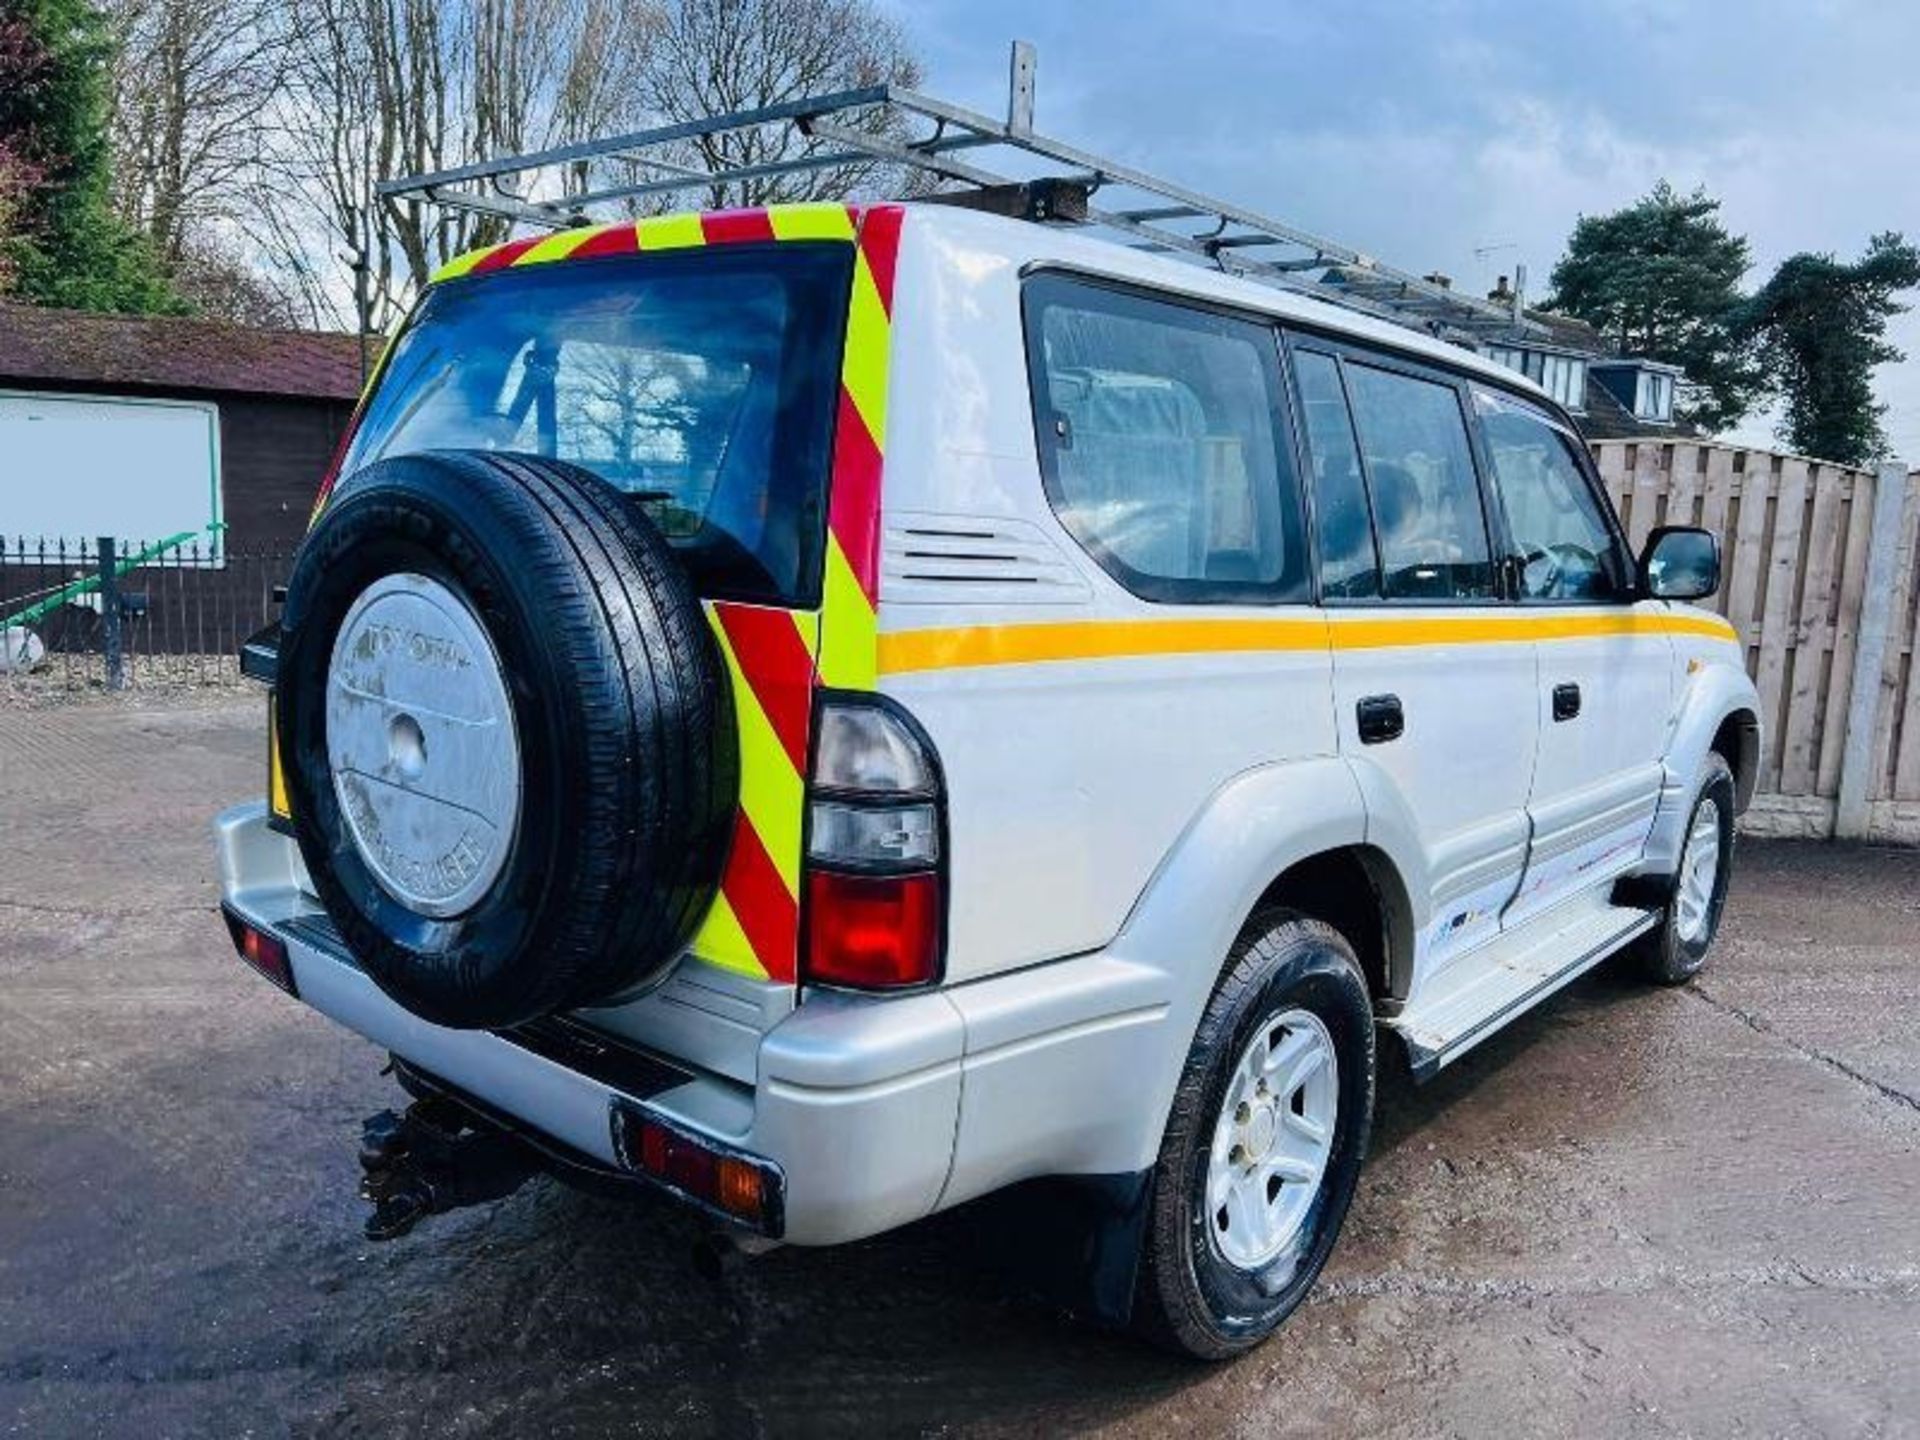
[378, 41, 1540, 343]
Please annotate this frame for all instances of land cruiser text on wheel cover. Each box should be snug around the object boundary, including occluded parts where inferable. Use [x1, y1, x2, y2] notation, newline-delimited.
[275, 450, 738, 1030]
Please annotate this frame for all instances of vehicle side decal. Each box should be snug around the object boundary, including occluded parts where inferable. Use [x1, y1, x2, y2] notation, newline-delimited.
[877, 610, 1738, 676]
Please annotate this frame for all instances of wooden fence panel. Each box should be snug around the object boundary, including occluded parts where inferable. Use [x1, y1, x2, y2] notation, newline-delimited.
[1588, 441, 1920, 840]
[1817, 469, 1876, 797]
[1879, 474, 1920, 800]
[1779, 465, 1845, 797]
[1753, 457, 1808, 791]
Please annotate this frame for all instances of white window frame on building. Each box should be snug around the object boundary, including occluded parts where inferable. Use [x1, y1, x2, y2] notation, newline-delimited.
[1481, 344, 1588, 414]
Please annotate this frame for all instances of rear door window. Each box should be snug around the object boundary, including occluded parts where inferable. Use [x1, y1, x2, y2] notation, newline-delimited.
[1340, 361, 1496, 601]
[340, 243, 853, 607]
[1291, 349, 1379, 599]
[1023, 275, 1307, 603]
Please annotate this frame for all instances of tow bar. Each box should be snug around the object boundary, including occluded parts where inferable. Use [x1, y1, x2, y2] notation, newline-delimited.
[356, 1095, 540, 1240]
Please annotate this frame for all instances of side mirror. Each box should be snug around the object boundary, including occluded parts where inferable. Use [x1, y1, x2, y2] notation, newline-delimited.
[1639, 526, 1721, 601]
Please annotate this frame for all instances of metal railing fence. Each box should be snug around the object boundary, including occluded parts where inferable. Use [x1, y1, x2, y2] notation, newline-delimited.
[1, 535, 292, 695]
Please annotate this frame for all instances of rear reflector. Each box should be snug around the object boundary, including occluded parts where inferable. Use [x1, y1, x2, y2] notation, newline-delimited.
[221, 905, 296, 995]
[803, 869, 940, 989]
[611, 1103, 783, 1234]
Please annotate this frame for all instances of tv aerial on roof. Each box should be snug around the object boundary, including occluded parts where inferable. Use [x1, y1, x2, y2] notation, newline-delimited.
[378, 40, 1543, 344]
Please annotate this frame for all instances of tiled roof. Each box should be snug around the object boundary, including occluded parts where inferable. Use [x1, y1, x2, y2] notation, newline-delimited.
[0, 302, 365, 401]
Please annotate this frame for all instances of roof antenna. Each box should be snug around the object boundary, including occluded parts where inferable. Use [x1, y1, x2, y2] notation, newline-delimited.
[1008, 40, 1036, 137]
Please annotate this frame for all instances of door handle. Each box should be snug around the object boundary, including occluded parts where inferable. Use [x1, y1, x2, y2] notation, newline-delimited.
[1357, 693, 1404, 745]
[1552, 682, 1581, 722]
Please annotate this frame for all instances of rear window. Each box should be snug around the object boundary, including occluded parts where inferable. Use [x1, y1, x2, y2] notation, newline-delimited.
[340, 243, 853, 607]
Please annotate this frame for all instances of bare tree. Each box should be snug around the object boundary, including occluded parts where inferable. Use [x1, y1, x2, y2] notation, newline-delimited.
[638, 0, 924, 210]
[251, 0, 658, 335]
[103, 0, 930, 335]
[106, 0, 286, 262]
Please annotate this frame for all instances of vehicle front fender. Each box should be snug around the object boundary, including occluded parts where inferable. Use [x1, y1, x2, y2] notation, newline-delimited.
[1641, 653, 1761, 876]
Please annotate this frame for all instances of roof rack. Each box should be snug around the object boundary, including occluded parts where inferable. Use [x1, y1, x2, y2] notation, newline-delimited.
[377, 41, 1542, 344]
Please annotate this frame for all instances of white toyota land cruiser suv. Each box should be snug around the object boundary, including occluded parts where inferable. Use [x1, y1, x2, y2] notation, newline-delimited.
[217, 200, 1757, 1358]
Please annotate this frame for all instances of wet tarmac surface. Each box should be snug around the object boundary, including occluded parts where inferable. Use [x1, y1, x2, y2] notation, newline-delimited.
[3, 697, 1918, 1436]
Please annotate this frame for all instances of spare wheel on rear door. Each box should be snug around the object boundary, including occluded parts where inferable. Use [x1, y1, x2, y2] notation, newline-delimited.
[275, 449, 738, 1029]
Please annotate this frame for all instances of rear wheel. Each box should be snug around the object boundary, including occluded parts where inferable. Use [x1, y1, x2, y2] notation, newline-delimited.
[1631, 752, 1737, 985]
[1132, 912, 1374, 1360]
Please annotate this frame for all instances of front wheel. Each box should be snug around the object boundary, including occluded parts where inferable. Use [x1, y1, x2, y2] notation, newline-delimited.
[1632, 752, 1737, 985]
[1132, 912, 1375, 1359]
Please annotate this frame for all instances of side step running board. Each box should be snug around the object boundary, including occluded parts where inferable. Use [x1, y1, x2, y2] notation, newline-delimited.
[1385, 897, 1660, 1081]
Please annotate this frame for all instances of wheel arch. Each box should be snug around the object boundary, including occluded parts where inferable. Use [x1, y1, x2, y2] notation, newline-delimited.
[1252, 844, 1417, 1008]
[1080, 757, 1398, 1174]
[1640, 660, 1763, 877]
[1711, 707, 1761, 814]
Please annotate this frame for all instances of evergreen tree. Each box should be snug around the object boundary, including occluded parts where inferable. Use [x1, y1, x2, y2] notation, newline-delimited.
[0, 0, 178, 312]
[1548, 183, 1762, 432]
[1740, 234, 1920, 466]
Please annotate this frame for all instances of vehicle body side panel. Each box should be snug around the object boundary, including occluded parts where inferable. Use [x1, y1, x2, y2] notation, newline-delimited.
[876, 214, 1342, 983]
[1639, 610, 1760, 874]
[1327, 614, 1537, 993]
[1508, 610, 1674, 928]
[936, 754, 1373, 1191]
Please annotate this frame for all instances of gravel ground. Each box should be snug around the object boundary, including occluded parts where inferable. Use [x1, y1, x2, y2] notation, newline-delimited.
[2, 697, 1917, 1438]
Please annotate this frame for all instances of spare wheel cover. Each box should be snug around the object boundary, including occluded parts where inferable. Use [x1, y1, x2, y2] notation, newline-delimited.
[326, 572, 521, 919]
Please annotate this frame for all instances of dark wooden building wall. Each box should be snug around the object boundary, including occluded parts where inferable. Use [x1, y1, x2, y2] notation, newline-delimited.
[216, 392, 357, 552]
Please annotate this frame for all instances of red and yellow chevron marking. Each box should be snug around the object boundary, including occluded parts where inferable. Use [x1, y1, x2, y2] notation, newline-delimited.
[311, 204, 903, 984]
[697, 599, 820, 979]
[816, 204, 900, 695]
[688, 204, 902, 981]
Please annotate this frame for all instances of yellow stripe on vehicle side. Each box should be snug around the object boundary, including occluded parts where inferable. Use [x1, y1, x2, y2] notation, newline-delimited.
[880, 615, 1328, 675]
[638, 213, 708, 250]
[706, 613, 804, 897]
[769, 204, 857, 242]
[877, 611, 1737, 676]
[1327, 610, 1739, 649]
[690, 889, 766, 979]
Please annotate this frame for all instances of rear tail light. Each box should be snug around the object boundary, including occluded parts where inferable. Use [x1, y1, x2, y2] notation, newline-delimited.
[805, 869, 941, 989]
[221, 905, 296, 995]
[801, 694, 945, 990]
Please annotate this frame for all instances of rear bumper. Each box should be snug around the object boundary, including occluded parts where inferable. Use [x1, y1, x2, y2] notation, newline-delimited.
[215, 803, 1172, 1245]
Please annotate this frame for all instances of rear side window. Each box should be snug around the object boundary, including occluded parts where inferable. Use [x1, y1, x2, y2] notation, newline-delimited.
[1341, 362, 1496, 601]
[340, 243, 853, 607]
[1024, 275, 1306, 604]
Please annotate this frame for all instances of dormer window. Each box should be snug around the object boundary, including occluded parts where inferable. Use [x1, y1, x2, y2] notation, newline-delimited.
[1590, 360, 1681, 426]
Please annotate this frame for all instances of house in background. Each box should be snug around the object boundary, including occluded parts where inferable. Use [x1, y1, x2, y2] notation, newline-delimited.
[1468, 274, 1690, 440]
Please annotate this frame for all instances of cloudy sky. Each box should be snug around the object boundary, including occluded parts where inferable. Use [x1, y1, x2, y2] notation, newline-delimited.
[880, 0, 1920, 460]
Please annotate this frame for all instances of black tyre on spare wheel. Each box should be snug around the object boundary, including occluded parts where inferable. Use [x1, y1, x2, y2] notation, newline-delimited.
[276, 450, 737, 1030]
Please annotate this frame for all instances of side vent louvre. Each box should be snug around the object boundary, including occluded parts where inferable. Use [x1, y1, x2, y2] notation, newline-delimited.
[881, 512, 1092, 605]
